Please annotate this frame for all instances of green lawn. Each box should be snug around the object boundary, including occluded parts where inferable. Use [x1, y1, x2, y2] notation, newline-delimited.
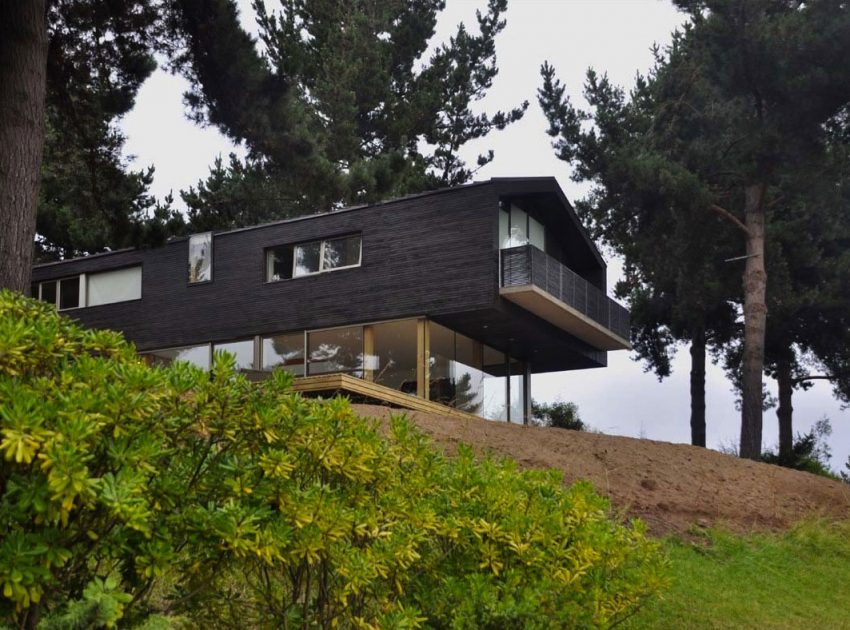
[624, 520, 850, 629]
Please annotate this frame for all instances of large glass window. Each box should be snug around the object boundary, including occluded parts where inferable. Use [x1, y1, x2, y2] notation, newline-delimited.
[144, 344, 211, 369]
[509, 359, 526, 424]
[35, 276, 84, 310]
[267, 245, 294, 281]
[500, 204, 546, 252]
[308, 327, 363, 376]
[58, 277, 81, 310]
[262, 332, 305, 376]
[294, 241, 322, 277]
[482, 345, 508, 421]
[369, 320, 418, 393]
[428, 322, 511, 420]
[508, 206, 528, 248]
[188, 232, 213, 283]
[323, 235, 361, 270]
[267, 235, 361, 282]
[87, 267, 142, 306]
[39, 280, 57, 306]
[213, 339, 255, 370]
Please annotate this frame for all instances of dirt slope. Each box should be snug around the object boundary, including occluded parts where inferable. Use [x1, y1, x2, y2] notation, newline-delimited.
[353, 404, 850, 535]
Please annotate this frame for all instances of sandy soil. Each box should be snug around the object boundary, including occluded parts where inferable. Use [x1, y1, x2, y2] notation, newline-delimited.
[353, 404, 850, 535]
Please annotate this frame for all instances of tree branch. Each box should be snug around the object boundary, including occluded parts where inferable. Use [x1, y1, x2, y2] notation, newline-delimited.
[710, 203, 752, 236]
[792, 372, 850, 386]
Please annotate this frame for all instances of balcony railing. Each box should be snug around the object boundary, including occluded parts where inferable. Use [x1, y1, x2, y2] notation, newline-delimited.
[500, 245, 630, 342]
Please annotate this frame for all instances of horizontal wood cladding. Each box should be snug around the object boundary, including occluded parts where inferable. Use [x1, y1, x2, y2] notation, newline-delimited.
[33, 184, 502, 350]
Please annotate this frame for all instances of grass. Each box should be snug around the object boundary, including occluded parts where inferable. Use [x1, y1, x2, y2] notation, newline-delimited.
[624, 520, 850, 629]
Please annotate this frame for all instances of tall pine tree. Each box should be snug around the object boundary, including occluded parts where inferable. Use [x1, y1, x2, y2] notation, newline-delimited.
[167, 0, 527, 230]
[539, 0, 850, 459]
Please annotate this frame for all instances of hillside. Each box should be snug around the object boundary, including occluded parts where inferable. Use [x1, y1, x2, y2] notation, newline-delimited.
[354, 404, 850, 535]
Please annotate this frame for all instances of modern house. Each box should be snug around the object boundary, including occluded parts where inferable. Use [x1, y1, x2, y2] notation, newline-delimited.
[30, 177, 629, 423]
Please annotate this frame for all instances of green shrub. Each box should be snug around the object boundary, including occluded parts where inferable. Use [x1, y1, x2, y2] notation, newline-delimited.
[0, 290, 666, 628]
[532, 400, 586, 431]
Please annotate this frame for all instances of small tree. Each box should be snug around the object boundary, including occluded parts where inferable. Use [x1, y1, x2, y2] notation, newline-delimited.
[532, 400, 585, 431]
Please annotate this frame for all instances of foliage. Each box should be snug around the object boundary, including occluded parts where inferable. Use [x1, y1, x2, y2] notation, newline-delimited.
[538, 0, 850, 458]
[166, 0, 527, 230]
[761, 417, 837, 479]
[38, 0, 185, 262]
[0, 290, 665, 628]
[532, 400, 585, 431]
[624, 519, 850, 629]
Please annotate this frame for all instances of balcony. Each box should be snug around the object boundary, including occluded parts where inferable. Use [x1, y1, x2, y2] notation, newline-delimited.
[500, 245, 630, 351]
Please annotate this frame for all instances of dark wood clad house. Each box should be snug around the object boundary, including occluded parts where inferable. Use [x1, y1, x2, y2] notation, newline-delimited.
[31, 177, 629, 423]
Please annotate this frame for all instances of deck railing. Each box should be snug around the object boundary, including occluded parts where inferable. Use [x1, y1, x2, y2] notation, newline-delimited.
[500, 245, 630, 341]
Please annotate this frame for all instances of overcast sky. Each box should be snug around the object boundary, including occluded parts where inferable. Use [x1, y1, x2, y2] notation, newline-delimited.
[120, 0, 849, 469]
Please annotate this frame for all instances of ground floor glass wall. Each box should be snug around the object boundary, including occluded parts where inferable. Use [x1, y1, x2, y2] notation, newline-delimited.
[141, 317, 529, 423]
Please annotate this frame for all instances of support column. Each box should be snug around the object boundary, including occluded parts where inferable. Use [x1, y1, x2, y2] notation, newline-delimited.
[363, 325, 375, 382]
[416, 318, 429, 399]
[523, 361, 532, 425]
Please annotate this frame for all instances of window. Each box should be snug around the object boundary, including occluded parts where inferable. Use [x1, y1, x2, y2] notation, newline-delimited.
[368, 320, 418, 393]
[87, 267, 142, 306]
[261, 333, 305, 376]
[144, 344, 211, 369]
[35, 276, 84, 310]
[188, 232, 213, 283]
[307, 326, 363, 376]
[213, 339, 255, 370]
[266, 235, 361, 281]
[500, 204, 546, 252]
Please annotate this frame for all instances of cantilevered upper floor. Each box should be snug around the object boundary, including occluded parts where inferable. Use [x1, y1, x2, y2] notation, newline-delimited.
[31, 177, 629, 376]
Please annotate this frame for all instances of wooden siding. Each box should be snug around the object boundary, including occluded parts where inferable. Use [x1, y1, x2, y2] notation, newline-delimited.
[32, 179, 614, 373]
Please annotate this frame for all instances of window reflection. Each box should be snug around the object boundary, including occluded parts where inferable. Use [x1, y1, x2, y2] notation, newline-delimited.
[428, 322, 511, 420]
[144, 345, 210, 369]
[308, 327, 363, 376]
[294, 241, 322, 277]
[188, 233, 213, 283]
[370, 320, 418, 394]
[213, 339, 255, 370]
[262, 333, 305, 376]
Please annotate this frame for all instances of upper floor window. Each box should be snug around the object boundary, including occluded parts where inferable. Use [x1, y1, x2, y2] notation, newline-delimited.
[35, 275, 84, 311]
[34, 266, 142, 311]
[188, 232, 213, 283]
[266, 234, 362, 282]
[87, 266, 142, 306]
[500, 204, 545, 251]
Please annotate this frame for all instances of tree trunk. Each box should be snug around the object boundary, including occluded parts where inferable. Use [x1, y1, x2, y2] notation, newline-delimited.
[0, 0, 47, 294]
[689, 326, 707, 447]
[776, 357, 794, 462]
[739, 183, 768, 460]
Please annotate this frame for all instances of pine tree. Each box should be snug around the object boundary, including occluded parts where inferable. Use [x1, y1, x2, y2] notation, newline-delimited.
[539, 0, 850, 459]
[0, 0, 48, 293]
[167, 0, 527, 229]
[37, 0, 185, 262]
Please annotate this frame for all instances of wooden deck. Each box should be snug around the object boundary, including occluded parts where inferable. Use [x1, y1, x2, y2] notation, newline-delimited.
[290, 373, 481, 421]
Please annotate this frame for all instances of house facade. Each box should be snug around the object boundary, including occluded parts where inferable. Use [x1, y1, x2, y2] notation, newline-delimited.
[30, 177, 629, 423]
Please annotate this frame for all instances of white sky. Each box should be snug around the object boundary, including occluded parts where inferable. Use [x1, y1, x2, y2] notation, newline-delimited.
[120, 0, 849, 470]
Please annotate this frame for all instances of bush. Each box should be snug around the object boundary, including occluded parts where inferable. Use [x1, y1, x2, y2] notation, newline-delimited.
[761, 417, 838, 479]
[532, 400, 586, 431]
[0, 290, 666, 628]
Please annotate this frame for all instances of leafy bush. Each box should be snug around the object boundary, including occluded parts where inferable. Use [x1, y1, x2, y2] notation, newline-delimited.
[761, 417, 838, 479]
[0, 290, 666, 628]
[532, 400, 586, 431]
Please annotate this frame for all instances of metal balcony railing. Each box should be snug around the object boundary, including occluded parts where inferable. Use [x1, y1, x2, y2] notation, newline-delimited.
[500, 245, 630, 341]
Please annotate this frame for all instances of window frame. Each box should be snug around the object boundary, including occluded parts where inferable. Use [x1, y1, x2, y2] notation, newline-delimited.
[36, 274, 86, 311]
[265, 234, 362, 283]
[86, 265, 143, 307]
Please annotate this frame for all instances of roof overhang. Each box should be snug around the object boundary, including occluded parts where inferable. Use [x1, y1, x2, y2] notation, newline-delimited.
[500, 284, 630, 351]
